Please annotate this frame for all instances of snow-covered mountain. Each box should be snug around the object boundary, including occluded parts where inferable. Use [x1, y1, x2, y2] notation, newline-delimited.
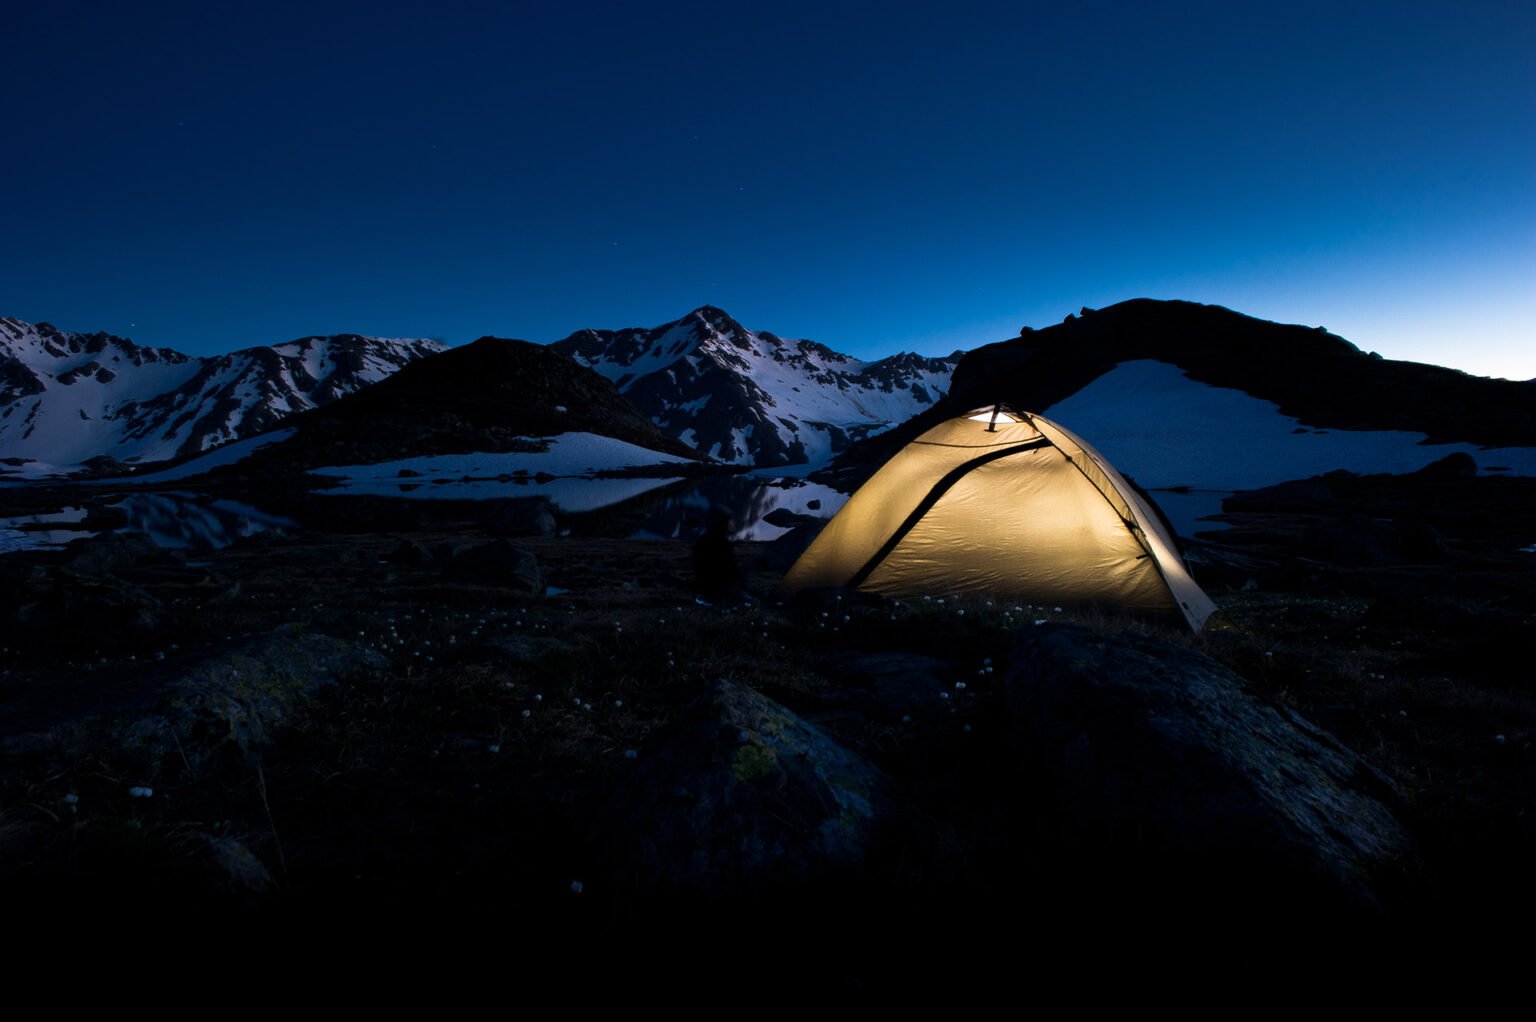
[0, 317, 444, 475]
[552, 306, 959, 467]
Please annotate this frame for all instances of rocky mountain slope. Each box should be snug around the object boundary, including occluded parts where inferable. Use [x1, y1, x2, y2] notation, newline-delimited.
[0, 317, 443, 475]
[553, 306, 959, 467]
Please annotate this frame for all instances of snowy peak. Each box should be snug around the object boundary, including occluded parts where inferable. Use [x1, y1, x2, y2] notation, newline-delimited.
[0, 317, 190, 368]
[0, 318, 443, 475]
[0, 317, 191, 403]
[553, 308, 958, 467]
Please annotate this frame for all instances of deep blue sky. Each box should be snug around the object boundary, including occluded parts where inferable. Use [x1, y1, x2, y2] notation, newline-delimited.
[4, 1, 1533, 377]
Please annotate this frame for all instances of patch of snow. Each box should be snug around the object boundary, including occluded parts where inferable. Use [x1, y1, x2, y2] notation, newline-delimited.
[1045, 360, 1536, 490]
[782, 422, 843, 469]
[313, 432, 690, 483]
[90, 429, 298, 485]
[0, 460, 77, 482]
[745, 461, 823, 481]
[322, 474, 684, 511]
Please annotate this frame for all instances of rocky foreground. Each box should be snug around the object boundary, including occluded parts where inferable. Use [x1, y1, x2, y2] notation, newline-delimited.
[0, 466, 1533, 972]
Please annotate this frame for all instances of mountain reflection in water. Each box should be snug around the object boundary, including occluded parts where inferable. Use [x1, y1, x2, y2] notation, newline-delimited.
[629, 476, 847, 541]
[112, 493, 297, 550]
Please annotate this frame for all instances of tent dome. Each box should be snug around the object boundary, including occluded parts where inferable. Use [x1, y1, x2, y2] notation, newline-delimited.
[778, 407, 1217, 631]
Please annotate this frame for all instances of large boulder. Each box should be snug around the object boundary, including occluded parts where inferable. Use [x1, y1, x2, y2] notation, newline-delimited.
[2, 568, 162, 650]
[60, 531, 164, 574]
[127, 628, 387, 773]
[598, 679, 887, 893]
[442, 540, 544, 593]
[1004, 624, 1413, 912]
[2, 628, 387, 780]
[485, 497, 557, 538]
[383, 538, 429, 565]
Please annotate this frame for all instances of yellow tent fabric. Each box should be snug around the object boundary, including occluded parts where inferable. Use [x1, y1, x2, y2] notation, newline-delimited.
[779, 407, 1218, 632]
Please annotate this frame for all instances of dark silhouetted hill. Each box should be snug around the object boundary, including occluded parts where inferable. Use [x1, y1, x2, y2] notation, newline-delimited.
[237, 336, 701, 473]
[828, 299, 1536, 484]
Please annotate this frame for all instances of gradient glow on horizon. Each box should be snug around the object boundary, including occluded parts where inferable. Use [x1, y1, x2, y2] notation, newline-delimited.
[3, 1, 1532, 378]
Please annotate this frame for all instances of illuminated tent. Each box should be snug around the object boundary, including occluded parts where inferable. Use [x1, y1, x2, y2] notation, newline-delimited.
[779, 407, 1217, 632]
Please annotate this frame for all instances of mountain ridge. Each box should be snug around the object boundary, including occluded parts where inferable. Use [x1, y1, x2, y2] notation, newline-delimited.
[826, 298, 1536, 485]
[957, 299, 1536, 444]
[0, 317, 443, 474]
[193, 335, 703, 487]
[553, 305, 959, 467]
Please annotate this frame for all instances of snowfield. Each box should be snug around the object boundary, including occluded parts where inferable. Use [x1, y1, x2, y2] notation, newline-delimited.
[319, 473, 687, 510]
[1044, 360, 1536, 491]
[312, 432, 692, 488]
[90, 429, 299, 485]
